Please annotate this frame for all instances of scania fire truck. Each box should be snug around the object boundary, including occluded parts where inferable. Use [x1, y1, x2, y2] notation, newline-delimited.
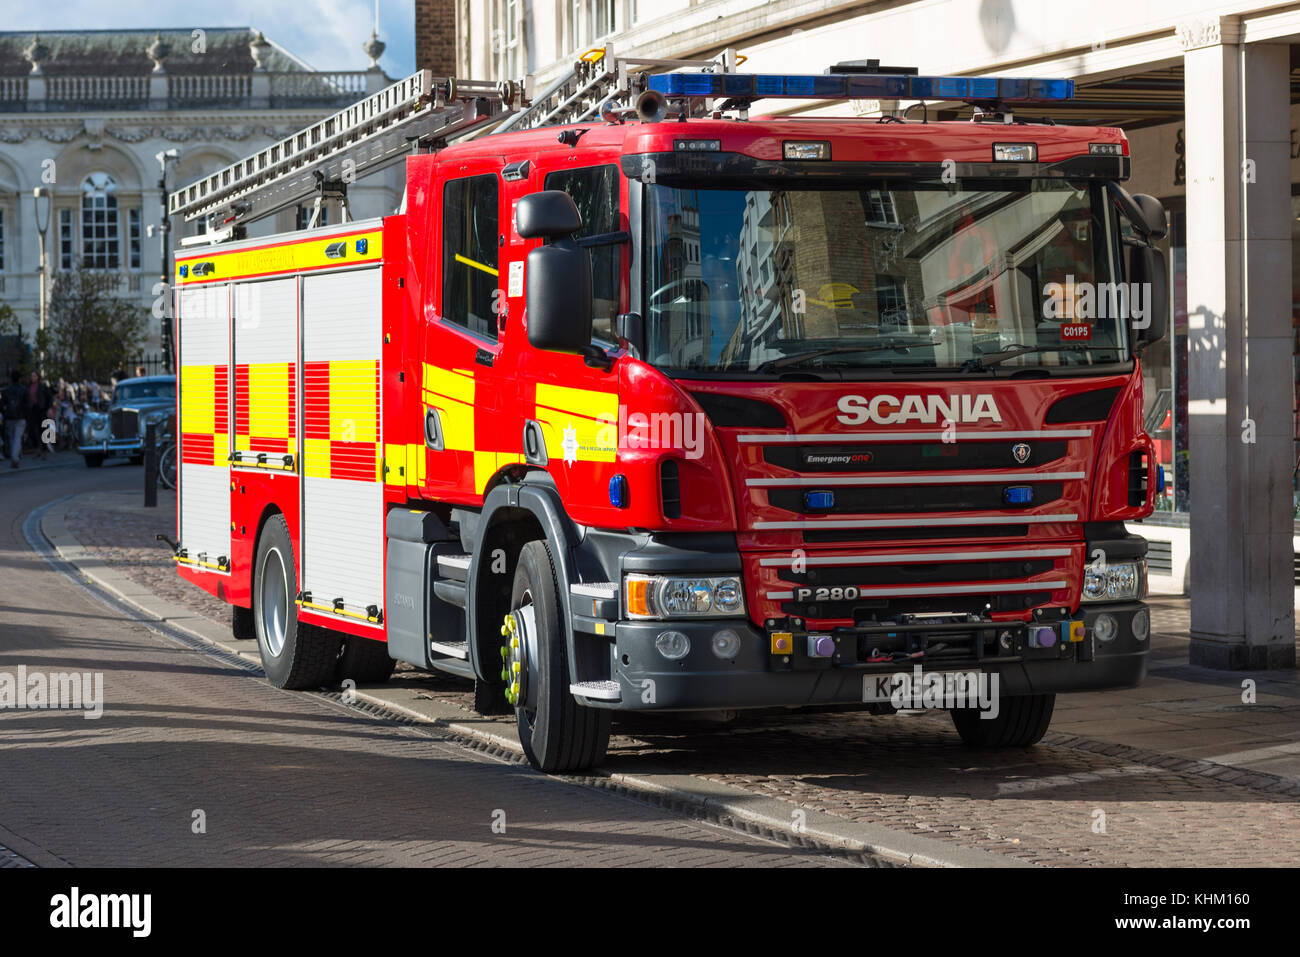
[171, 50, 1167, 771]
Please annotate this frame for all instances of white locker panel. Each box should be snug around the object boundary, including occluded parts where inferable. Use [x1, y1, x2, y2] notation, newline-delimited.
[303, 269, 382, 362]
[302, 477, 384, 612]
[178, 283, 230, 570]
[301, 267, 384, 619]
[233, 277, 297, 363]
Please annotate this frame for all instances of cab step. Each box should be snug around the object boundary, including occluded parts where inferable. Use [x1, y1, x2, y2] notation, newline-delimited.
[429, 639, 469, 660]
[569, 680, 621, 702]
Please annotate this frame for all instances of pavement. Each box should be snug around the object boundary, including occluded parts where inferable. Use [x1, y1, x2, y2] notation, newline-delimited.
[24, 485, 1300, 867]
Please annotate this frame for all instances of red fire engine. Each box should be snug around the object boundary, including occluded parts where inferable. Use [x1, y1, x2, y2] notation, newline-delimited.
[170, 51, 1167, 771]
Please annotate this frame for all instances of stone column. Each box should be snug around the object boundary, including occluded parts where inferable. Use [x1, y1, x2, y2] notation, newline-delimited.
[1182, 16, 1296, 669]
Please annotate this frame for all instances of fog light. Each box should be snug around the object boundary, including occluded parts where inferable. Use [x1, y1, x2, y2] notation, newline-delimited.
[1093, 613, 1118, 642]
[711, 628, 741, 659]
[1132, 608, 1149, 642]
[655, 630, 691, 660]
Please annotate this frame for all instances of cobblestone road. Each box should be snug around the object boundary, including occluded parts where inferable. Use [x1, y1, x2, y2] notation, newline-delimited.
[35, 481, 1300, 867]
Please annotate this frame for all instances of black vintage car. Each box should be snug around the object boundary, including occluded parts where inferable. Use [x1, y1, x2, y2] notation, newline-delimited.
[79, 375, 176, 468]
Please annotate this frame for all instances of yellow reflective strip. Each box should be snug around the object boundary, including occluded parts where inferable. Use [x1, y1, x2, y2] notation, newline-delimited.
[175, 229, 383, 285]
[303, 437, 331, 478]
[423, 365, 475, 405]
[474, 451, 498, 493]
[179, 365, 215, 434]
[329, 360, 378, 443]
[533, 411, 617, 464]
[384, 443, 407, 485]
[454, 253, 498, 278]
[248, 363, 290, 440]
[213, 433, 228, 466]
[406, 443, 426, 485]
[234, 434, 251, 452]
[436, 400, 475, 451]
[535, 383, 618, 421]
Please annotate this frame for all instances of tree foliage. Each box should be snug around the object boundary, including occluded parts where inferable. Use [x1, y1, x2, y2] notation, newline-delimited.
[38, 269, 147, 382]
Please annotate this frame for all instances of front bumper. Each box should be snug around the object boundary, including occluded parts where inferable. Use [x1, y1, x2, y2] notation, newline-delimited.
[583, 602, 1148, 711]
[78, 438, 144, 458]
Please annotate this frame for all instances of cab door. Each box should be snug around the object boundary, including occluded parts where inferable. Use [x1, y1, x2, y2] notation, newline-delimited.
[418, 159, 515, 501]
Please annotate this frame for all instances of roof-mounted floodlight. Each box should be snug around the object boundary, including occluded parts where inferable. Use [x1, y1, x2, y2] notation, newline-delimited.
[646, 72, 1074, 104]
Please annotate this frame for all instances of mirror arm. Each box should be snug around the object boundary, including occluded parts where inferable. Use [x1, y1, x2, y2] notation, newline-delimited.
[581, 344, 613, 372]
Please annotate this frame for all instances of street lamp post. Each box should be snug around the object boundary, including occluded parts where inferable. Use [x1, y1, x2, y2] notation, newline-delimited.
[156, 148, 180, 373]
[31, 186, 50, 378]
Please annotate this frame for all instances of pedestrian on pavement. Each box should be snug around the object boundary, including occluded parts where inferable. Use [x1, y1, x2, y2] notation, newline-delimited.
[3, 370, 29, 468]
[26, 371, 52, 459]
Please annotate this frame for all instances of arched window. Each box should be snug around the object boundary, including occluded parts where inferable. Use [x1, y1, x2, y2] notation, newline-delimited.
[81, 172, 119, 269]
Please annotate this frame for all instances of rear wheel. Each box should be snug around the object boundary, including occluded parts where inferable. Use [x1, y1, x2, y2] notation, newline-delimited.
[506, 540, 609, 772]
[335, 634, 395, 684]
[253, 514, 341, 689]
[157, 443, 177, 490]
[951, 693, 1055, 748]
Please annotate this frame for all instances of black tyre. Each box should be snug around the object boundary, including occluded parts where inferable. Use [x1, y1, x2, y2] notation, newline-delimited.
[951, 693, 1055, 748]
[507, 540, 609, 772]
[231, 604, 256, 640]
[253, 514, 341, 689]
[129, 454, 144, 466]
[335, 634, 396, 684]
[83, 454, 104, 468]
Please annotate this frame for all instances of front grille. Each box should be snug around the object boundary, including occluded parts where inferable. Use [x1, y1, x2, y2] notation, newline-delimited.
[764, 440, 1068, 473]
[777, 591, 1054, 620]
[779, 559, 1055, 587]
[803, 524, 1031, 543]
[769, 483, 1064, 514]
[110, 409, 139, 439]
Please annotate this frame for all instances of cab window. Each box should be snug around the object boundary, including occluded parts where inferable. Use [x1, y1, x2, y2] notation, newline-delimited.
[442, 173, 500, 339]
[543, 164, 621, 343]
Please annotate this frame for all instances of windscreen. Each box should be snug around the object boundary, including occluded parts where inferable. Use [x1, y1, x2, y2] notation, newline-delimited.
[642, 179, 1128, 375]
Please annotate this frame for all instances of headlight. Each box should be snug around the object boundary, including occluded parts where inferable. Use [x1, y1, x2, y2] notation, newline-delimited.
[85, 414, 108, 437]
[625, 574, 746, 620]
[143, 410, 168, 426]
[1080, 559, 1146, 602]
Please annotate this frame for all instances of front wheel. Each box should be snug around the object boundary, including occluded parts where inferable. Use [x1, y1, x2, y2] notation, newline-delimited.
[253, 514, 341, 689]
[950, 693, 1055, 748]
[505, 540, 609, 773]
[83, 454, 104, 468]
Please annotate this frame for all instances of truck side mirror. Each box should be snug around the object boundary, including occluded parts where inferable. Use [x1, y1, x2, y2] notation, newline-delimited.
[1129, 243, 1168, 350]
[519, 191, 602, 365]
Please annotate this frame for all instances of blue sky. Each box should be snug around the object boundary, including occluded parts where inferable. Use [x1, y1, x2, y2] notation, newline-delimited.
[4, 0, 416, 77]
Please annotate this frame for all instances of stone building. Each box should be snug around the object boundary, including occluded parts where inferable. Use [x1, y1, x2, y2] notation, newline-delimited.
[0, 27, 402, 369]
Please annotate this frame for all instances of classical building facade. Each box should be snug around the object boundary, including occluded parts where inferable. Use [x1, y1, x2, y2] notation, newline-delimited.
[0, 27, 404, 367]
[442, 0, 1300, 670]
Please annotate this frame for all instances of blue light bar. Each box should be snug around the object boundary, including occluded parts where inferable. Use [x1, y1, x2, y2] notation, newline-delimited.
[646, 72, 1074, 103]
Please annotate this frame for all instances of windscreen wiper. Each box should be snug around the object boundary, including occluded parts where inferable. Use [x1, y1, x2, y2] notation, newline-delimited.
[960, 343, 1114, 372]
[755, 338, 924, 373]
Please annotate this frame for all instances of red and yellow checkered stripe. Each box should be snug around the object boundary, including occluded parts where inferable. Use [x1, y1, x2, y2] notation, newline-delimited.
[303, 359, 381, 482]
[234, 362, 296, 468]
[180, 364, 229, 466]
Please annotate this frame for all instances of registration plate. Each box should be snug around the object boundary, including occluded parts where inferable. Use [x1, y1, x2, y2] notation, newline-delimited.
[862, 670, 982, 703]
